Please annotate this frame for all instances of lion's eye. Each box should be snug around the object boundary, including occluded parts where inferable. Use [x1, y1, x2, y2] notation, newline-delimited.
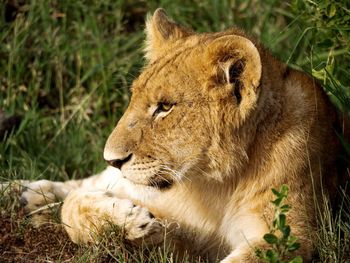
[158, 103, 172, 112]
[153, 102, 173, 117]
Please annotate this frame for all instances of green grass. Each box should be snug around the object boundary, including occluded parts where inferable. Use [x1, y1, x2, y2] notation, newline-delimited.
[0, 0, 349, 262]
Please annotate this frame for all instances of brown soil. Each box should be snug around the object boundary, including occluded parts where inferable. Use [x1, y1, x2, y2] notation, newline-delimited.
[0, 208, 78, 263]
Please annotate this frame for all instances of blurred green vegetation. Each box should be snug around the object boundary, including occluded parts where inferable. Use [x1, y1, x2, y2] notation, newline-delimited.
[1, 0, 349, 180]
[0, 0, 349, 261]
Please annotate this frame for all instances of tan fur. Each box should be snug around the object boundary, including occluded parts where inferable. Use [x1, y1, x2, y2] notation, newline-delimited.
[18, 8, 343, 262]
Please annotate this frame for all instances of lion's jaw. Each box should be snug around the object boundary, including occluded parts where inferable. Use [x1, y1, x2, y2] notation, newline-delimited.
[103, 10, 262, 189]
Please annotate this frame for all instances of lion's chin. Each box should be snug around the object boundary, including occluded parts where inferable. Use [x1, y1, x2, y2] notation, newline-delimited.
[121, 170, 174, 190]
[147, 176, 174, 190]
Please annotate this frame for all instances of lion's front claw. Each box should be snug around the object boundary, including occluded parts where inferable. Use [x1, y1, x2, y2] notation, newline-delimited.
[124, 206, 164, 245]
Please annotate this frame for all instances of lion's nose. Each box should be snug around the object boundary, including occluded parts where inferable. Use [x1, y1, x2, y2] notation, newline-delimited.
[105, 153, 133, 169]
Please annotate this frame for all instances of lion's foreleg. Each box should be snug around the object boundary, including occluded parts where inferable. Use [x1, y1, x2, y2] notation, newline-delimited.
[19, 166, 122, 213]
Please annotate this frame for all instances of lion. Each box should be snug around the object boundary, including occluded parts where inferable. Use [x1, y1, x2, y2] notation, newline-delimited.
[15, 8, 347, 262]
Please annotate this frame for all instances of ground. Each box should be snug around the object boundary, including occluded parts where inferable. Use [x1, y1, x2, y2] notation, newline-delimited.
[0, 211, 77, 262]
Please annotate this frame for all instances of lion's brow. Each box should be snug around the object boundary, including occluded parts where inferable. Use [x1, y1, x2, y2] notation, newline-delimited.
[135, 45, 197, 90]
[176, 98, 229, 106]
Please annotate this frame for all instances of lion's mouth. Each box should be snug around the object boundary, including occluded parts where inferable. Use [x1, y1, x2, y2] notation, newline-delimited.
[148, 175, 174, 190]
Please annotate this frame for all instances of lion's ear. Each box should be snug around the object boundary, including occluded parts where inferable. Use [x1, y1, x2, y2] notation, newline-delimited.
[144, 8, 192, 62]
[207, 35, 262, 118]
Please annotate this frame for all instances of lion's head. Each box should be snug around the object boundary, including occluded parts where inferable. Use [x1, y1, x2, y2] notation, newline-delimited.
[104, 9, 263, 189]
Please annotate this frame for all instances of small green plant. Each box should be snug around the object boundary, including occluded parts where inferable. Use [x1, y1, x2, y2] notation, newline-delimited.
[255, 185, 303, 263]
